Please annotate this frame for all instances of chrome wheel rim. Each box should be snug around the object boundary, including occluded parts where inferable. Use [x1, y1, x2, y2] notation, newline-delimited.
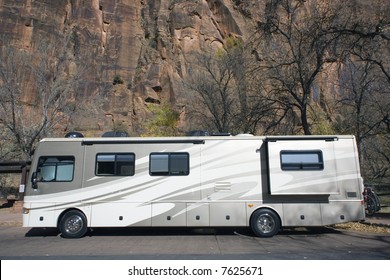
[256, 214, 275, 234]
[64, 215, 83, 234]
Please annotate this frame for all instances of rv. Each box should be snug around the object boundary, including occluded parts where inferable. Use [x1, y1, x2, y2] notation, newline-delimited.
[22, 135, 365, 238]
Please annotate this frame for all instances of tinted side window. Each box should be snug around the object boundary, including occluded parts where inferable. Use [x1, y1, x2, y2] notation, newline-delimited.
[150, 153, 189, 176]
[37, 156, 75, 182]
[96, 153, 135, 176]
[280, 151, 324, 171]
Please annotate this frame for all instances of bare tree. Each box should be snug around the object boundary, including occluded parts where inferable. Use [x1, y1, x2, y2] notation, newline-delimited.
[185, 50, 237, 133]
[253, 0, 347, 135]
[0, 39, 80, 160]
[184, 38, 273, 134]
[334, 57, 389, 177]
[328, 0, 390, 181]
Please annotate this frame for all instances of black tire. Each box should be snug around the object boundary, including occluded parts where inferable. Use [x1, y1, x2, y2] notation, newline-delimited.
[250, 208, 281, 237]
[59, 210, 88, 238]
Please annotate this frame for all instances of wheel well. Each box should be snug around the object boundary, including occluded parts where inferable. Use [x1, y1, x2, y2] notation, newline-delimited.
[57, 208, 87, 228]
[249, 207, 282, 227]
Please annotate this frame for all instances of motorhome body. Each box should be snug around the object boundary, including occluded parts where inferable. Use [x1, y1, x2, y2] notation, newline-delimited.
[22, 135, 365, 238]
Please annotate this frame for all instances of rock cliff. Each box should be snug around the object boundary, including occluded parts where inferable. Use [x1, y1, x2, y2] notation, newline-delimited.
[0, 0, 261, 135]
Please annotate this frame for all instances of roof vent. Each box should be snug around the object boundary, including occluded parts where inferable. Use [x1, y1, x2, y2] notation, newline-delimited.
[64, 132, 84, 138]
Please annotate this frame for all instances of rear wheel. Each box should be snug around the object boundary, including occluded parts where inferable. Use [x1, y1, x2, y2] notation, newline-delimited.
[250, 208, 280, 237]
[59, 210, 88, 238]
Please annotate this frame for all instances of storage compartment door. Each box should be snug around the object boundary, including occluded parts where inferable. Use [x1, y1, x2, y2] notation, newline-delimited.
[282, 203, 322, 226]
[151, 203, 186, 226]
[209, 203, 247, 226]
[187, 203, 210, 226]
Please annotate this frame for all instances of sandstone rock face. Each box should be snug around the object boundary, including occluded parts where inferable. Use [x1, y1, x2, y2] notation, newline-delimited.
[0, 0, 261, 135]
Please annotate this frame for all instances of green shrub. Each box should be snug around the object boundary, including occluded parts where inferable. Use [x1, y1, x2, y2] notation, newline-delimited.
[113, 75, 124, 85]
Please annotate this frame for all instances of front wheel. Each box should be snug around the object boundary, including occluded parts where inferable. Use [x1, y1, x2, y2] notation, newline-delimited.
[59, 210, 88, 238]
[250, 208, 281, 237]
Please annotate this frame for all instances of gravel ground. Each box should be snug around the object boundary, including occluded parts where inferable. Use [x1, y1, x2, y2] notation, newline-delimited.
[332, 222, 390, 234]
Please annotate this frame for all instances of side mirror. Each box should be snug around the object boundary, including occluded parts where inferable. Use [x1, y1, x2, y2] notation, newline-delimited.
[31, 172, 38, 189]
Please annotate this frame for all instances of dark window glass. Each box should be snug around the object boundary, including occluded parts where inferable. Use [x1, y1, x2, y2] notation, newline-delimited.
[37, 156, 75, 182]
[150, 153, 189, 176]
[170, 153, 189, 175]
[280, 151, 324, 171]
[96, 153, 135, 176]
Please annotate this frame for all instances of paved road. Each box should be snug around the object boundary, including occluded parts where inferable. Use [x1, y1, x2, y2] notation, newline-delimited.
[1, 225, 389, 260]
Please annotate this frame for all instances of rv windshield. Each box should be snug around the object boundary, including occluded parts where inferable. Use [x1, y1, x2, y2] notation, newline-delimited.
[37, 156, 75, 182]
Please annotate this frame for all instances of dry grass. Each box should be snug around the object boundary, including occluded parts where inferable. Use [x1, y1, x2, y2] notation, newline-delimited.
[332, 222, 390, 234]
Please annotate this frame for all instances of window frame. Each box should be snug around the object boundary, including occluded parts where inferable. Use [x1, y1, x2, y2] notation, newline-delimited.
[95, 153, 136, 176]
[149, 152, 190, 176]
[280, 150, 324, 171]
[36, 156, 75, 182]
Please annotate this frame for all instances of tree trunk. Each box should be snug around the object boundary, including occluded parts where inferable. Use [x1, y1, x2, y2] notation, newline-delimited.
[301, 107, 311, 135]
